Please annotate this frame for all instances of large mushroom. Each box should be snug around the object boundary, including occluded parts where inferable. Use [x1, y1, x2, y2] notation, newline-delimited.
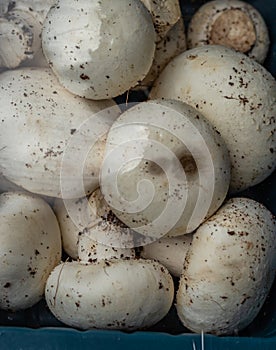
[45, 258, 174, 330]
[150, 45, 276, 193]
[176, 197, 276, 335]
[0, 191, 61, 311]
[0, 68, 120, 198]
[187, 0, 270, 63]
[100, 99, 230, 239]
[42, 0, 156, 99]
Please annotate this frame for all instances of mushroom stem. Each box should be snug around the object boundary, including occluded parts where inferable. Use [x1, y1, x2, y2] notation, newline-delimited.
[209, 9, 256, 53]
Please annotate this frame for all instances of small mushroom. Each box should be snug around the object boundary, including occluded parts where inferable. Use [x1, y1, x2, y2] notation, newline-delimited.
[136, 16, 187, 90]
[0, 0, 56, 69]
[0, 68, 120, 198]
[150, 45, 276, 193]
[140, 234, 193, 277]
[42, 0, 156, 99]
[100, 99, 230, 239]
[54, 188, 136, 260]
[0, 191, 62, 311]
[187, 0, 270, 63]
[176, 197, 276, 335]
[141, 0, 181, 41]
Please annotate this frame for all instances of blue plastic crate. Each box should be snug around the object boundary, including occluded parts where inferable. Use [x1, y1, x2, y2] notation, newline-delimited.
[0, 0, 275, 349]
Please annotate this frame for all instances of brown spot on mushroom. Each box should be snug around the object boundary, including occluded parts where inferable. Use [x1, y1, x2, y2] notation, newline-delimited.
[80, 74, 90, 80]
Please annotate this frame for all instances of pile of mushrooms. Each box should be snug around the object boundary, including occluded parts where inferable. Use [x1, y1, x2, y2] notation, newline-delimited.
[0, 0, 275, 337]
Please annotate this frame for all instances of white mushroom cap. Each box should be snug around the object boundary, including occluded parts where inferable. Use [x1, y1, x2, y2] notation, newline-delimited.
[0, 1, 56, 68]
[53, 197, 85, 260]
[0, 68, 120, 198]
[141, 0, 181, 41]
[141, 234, 193, 277]
[42, 0, 156, 99]
[78, 233, 136, 263]
[187, 0, 270, 63]
[136, 17, 187, 90]
[54, 188, 136, 260]
[45, 259, 174, 330]
[0, 12, 34, 68]
[0, 191, 62, 311]
[150, 45, 276, 193]
[100, 99, 230, 239]
[176, 197, 276, 335]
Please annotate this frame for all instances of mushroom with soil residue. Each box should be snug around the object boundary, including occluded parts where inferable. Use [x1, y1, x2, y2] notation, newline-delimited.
[0, 191, 62, 311]
[0, 0, 56, 69]
[0, 68, 120, 199]
[150, 45, 276, 193]
[53, 187, 137, 260]
[45, 200, 174, 330]
[176, 197, 276, 335]
[100, 99, 231, 239]
[187, 0, 270, 63]
[42, 0, 156, 99]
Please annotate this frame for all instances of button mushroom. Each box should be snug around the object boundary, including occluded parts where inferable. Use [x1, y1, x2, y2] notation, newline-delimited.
[0, 0, 56, 69]
[0, 191, 62, 311]
[136, 15, 187, 90]
[176, 197, 276, 335]
[187, 0, 270, 63]
[41, 0, 156, 99]
[45, 201, 174, 330]
[54, 188, 136, 260]
[150, 45, 276, 193]
[100, 99, 230, 239]
[141, 0, 181, 41]
[45, 258, 174, 330]
[140, 234, 193, 277]
[0, 68, 120, 198]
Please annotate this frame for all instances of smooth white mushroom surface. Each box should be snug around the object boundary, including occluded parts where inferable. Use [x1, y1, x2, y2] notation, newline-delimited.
[187, 0, 270, 63]
[0, 0, 56, 68]
[42, 0, 156, 99]
[45, 259, 174, 330]
[150, 45, 276, 193]
[176, 197, 276, 335]
[0, 191, 62, 311]
[141, 234, 193, 277]
[0, 68, 120, 198]
[100, 99, 230, 239]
